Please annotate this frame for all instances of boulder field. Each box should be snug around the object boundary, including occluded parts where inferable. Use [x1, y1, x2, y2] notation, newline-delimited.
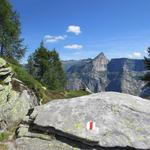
[14, 92, 150, 150]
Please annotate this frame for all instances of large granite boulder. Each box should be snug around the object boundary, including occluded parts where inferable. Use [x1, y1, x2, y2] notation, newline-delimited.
[0, 58, 39, 130]
[15, 92, 150, 150]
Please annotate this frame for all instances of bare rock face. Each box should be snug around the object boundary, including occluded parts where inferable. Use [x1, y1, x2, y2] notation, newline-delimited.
[65, 78, 83, 90]
[92, 52, 109, 72]
[0, 58, 39, 130]
[15, 92, 150, 150]
[106, 58, 146, 96]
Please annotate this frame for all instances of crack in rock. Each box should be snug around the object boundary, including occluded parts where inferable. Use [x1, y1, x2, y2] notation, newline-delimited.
[26, 123, 147, 150]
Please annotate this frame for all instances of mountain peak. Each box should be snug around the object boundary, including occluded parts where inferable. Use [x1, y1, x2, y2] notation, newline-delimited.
[92, 52, 108, 71]
[98, 52, 105, 56]
[94, 52, 107, 60]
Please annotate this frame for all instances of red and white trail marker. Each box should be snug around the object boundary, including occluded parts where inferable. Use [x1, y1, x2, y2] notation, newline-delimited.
[86, 120, 99, 134]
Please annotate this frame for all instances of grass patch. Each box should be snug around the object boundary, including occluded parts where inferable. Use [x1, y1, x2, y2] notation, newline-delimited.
[65, 90, 90, 98]
[42, 90, 90, 104]
[0, 143, 7, 150]
[0, 124, 18, 142]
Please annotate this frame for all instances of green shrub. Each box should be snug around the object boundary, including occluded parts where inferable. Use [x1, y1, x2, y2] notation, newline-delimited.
[0, 132, 9, 142]
[4, 57, 20, 66]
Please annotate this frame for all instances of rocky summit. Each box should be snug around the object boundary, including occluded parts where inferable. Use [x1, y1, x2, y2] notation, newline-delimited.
[63, 53, 150, 98]
[15, 92, 150, 150]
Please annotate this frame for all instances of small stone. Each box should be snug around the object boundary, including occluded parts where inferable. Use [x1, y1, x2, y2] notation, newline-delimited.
[12, 78, 23, 84]
[4, 76, 12, 83]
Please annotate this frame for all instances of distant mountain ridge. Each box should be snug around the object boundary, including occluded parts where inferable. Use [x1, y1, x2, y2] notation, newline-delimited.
[62, 52, 149, 98]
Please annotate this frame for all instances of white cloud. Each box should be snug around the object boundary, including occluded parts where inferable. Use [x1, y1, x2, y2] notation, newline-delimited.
[67, 25, 81, 35]
[133, 52, 142, 57]
[128, 52, 142, 58]
[64, 44, 83, 49]
[44, 35, 67, 43]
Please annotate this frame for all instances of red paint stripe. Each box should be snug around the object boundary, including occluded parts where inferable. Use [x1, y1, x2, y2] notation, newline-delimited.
[90, 120, 93, 130]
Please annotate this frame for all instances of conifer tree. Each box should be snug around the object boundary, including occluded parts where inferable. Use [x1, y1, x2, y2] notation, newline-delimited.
[0, 0, 26, 60]
[43, 49, 65, 90]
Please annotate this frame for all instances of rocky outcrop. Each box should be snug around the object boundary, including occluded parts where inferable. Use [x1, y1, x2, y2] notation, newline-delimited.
[14, 92, 150, 150]
[63, 53, 149, 98]
[0, 58, 39, 130]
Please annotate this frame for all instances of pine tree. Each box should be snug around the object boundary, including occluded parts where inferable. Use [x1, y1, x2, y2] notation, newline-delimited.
[0, 0, 26, 60]
[143, 48, 150, 86]
[27, 55, 35, 76]
[43, 49, 65, 90]
[33, 41, 49, 81]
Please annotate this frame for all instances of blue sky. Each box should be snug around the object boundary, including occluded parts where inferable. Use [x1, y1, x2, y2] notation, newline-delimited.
[11, 0, 150, 62]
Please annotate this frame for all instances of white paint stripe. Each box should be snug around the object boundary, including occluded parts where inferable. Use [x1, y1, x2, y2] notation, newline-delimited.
[87, 122, 96, 130]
